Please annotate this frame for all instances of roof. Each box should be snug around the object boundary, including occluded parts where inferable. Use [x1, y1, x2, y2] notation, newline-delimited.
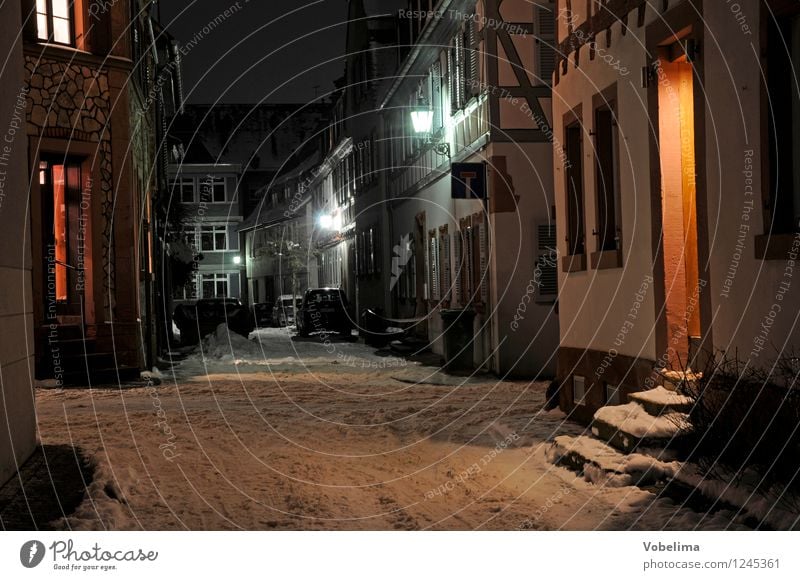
[237, 195, 310, 233]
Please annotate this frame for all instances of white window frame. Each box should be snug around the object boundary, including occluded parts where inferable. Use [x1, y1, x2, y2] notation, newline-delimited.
[199, 225, 228, 252]
[171, 177, 196, 204]
[573, 375, 587, 406]
[198, 175, 227, 203]
[201, 273, 229, 299]
[36, 0, 74, 46]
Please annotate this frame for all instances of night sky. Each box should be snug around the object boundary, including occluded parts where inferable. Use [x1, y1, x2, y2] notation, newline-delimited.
[158, 0, 405, 104]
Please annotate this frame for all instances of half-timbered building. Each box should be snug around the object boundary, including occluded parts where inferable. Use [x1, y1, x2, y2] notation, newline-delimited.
[381, 0, 559, 377]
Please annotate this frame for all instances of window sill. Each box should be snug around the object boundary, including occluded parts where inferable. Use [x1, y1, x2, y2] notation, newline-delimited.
[590, 249, 622, 269]
[754, 233, 800, 260]
[561, 254, 587, 272]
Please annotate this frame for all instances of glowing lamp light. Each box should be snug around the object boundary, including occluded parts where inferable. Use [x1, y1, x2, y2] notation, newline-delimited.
[332, 212, 343, 231]
[233, 255, 241, 265]
[318, 213, 334, 230]
[410, 108, 434, 134]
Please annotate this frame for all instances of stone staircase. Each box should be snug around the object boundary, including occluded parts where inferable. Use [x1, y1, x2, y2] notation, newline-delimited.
[41, 324, 140, 386]
[547, 378, 797, 529]
[548, 386, 691, 486]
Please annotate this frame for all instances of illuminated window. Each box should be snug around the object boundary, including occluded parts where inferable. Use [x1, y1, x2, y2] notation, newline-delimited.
[36, 0, 74, 46]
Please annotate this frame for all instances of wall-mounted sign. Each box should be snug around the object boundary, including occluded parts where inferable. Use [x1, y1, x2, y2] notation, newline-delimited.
[451, 162, 486, 199]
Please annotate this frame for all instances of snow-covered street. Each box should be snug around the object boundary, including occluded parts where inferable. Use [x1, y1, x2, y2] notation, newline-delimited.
[29, 328, 760, 530]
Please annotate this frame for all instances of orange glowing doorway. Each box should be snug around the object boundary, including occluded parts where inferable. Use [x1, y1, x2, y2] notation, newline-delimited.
[657, 53, 701, 369]
[39, 157, 85, 319]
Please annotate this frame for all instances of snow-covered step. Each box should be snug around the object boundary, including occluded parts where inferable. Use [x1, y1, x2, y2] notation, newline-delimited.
[591, 402, 689, 453]
[655, 368, 702, 391]
[547, 435, 678, 487]
[627, 386, 694, 416]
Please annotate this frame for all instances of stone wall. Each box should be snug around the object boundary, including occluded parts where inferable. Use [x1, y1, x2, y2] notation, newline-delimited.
[25, 56, 116, 316]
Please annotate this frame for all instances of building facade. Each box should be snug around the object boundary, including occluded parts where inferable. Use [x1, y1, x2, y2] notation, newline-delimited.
[166, 162, 244, 306]
[0, 0, 36, 486]
[552, 0, 800, 419]
[380, 0, 559, 377]
[240, 153, 324, 306]
[169, 104, 331, 216]
[23, 0, 169, 382]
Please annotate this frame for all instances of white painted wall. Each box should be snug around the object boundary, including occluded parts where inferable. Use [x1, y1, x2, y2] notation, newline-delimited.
[552, 14, 658, 363]
[702, 0, 800, 368]
[489, 141, 558, 376]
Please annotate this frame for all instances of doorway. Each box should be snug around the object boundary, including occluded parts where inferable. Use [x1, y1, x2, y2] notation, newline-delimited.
[39, 157, 86, 321]
[656, 50, 701, 369]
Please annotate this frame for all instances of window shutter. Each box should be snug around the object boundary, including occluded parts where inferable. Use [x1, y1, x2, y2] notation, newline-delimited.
[428, 235, 439, 301]
[440, 230, 451, 302]
[432, 62, 443, 131]
[535, 223, 558, 301]
[478, 222, 489, 302]
[534, 5, 556, 86]
[465, 18, 479, 97]
[464, 226, 474, 302]
[453, 231, 463, 307]
[373, 226, 380, 274]
[448, 43, 459, 112]
[424, 233, 431, 300]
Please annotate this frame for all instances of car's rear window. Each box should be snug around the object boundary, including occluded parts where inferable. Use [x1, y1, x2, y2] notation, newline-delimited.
[307, 291, 345, 304]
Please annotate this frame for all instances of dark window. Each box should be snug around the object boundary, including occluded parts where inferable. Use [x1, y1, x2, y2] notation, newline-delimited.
[766, 3, 800, 233]
[200, 226, 227, 251]
[565, 122, 585, 255]
[212, 178, 226, 202]
[594, 104, 620, 251]
[202, 274, 228, 298]
[182, 179, 194, 203]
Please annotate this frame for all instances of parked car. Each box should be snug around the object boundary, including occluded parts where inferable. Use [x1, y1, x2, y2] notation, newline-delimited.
[173, 298, 255, 345]
[251, 302, 274, 327]
[272, 294, 302, 327]
[296, 288, 354, 338]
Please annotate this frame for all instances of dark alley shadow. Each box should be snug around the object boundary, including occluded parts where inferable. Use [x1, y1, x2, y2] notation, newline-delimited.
[0, 444, 94, 530]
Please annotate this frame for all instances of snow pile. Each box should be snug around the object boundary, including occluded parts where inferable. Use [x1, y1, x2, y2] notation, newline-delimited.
[547, 434, 800, 529]
[594, 402, 687, 439]
[630, 386, 693, 408]
[547, 435, 679, 488]
[657, 368, 702, 390]
[673, 466, 800, 530]
[53, 451, 137, 531]
[141, 367, 164, 382]
[197, 323, 262, 361]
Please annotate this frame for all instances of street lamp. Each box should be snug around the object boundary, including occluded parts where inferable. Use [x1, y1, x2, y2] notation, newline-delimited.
[410, 107, 434, 134]
[233, 255, 241, 265]
[318, 212, 343, 232]
[410, 96, 450, 158]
